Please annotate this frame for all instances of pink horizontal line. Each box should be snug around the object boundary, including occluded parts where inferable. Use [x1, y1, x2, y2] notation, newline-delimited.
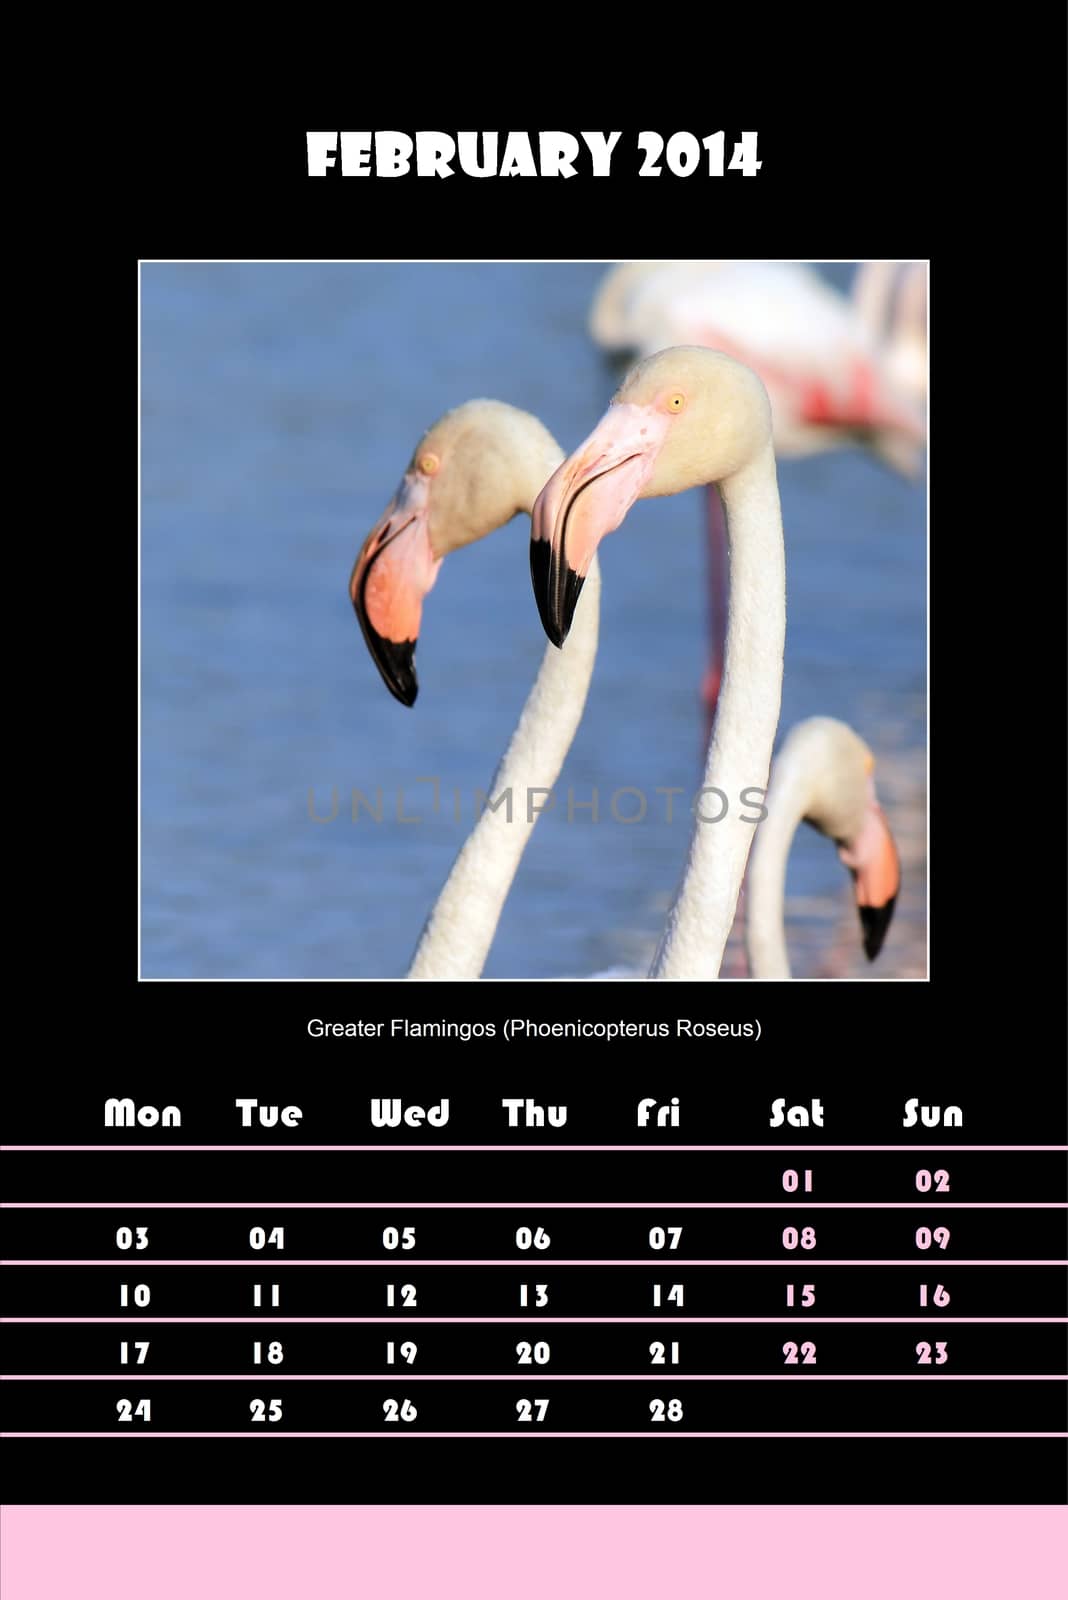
[4, 1431, 1064, 1439]
[6, 1374, 1063, 1382]
[5, 1317, 1064, 1325]
[3, 1202, 1061, 1209]
[6, 1259, 1064, 1267]
[4, 1145, 1066, 1152]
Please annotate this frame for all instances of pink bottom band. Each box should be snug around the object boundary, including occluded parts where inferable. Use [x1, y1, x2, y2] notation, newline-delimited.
[2, 1504, 1065, 1598]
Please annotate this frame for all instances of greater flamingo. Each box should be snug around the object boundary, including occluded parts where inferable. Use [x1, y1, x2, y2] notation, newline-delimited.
[745, 717, 901, 979]
[852, 261, 928, 410]
[589, 261, 926, 732]
[350, 399, 599, 978]
[531, 346, 785, 980]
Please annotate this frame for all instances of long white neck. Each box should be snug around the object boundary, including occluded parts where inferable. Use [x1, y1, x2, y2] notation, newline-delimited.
[852, 261, 896, 341]
[745, 744, 811, 980]
[407, 552, 600, 980]
[649, 447, 785, 979]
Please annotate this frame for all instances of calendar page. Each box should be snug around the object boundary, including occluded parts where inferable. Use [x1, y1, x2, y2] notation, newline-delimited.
[3, 105, 1064, 1600]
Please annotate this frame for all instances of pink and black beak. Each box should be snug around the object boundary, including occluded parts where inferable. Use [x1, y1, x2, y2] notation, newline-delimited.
[350, 474, 440, 707]
[838, 787, 901, 961]
[530, 403, 670, 645]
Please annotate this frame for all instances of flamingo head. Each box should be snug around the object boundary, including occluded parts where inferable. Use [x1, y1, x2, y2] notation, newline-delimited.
[351, 400, 561, 705]
[837, 772, 901, 961]
[789, 719, 901, 961]
[530, 346, 772, 645]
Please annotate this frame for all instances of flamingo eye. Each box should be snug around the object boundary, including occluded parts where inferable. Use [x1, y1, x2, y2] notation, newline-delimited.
[666, 393, 686, 413]
[420, 452, 440, 476]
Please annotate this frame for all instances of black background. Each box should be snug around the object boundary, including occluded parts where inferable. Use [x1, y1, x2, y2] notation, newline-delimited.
[10, 79, 1068, 1508]
[5, 1065, 1066, 1497]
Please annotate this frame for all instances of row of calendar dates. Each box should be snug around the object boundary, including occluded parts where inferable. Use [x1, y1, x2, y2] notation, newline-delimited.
[1, 1379, 1063, 1432]
[4, 1209, 1064, 1255]
[2, 1323, 1064, 1373]
[6, 1153, 1066, 1204]
[3, 1266, 1064, 1316]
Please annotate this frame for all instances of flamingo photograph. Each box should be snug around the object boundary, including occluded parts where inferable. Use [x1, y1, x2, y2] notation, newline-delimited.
[140, 261, 927, 979]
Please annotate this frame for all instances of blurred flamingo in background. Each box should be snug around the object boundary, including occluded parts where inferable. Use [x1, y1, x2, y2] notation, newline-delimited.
[852, 260, 928, 409]
[589, 261, 928, 736]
